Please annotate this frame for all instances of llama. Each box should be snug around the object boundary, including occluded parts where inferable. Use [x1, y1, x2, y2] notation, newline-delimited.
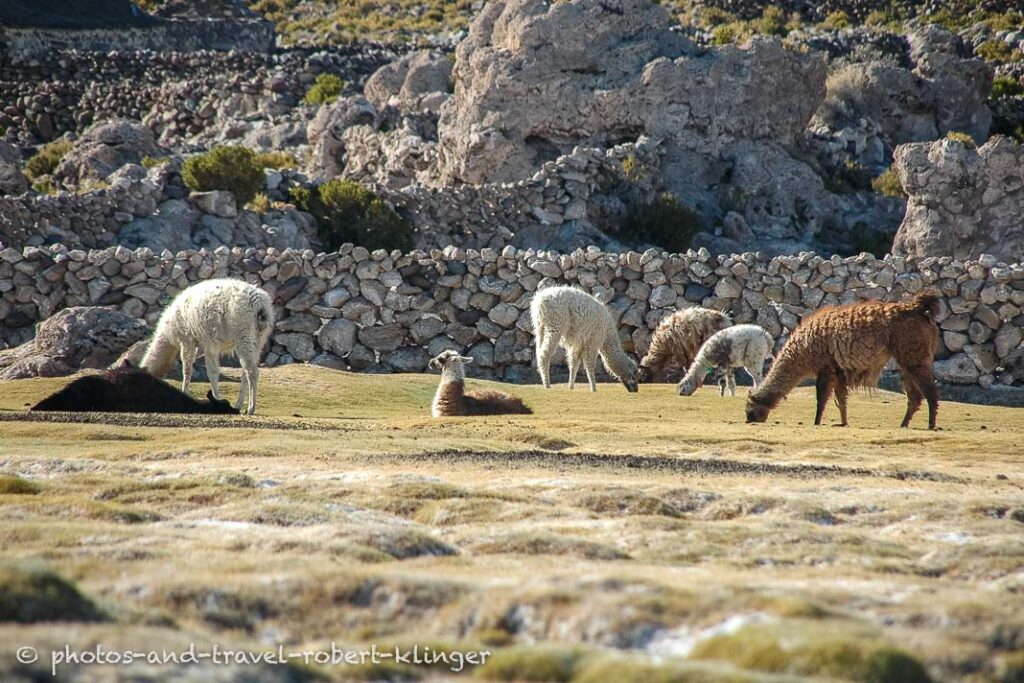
[746, 293, 941, 429]
[429, 350, 532, 417]
[141, 278, 273, 415]
[530, 285, 639, 393]
[676, 325, 774, 397]
[32, 361, 238, 414]
[639, 307, 732, 382]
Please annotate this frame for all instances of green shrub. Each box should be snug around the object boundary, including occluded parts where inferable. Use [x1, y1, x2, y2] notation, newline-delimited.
[850, 222, 896, 257]
[755, 5, 796, 36]
[945, 131, 977, 148]
[289, 179, 412, 251]
[871, 167, 906, 198]
[31, 177, 56, 195]
[697, 7, 735, 27]
[620, 193, 700, 253]
[992, 75, 1024, 100]
[712, 23, 747, 45]
[248, 192, 272, 213]
[141, 155, 170, 169]
[476, 645, 587, 682]
[0, 475, 40, 495]
[255, 150, 299, 169]
[985, 11, 1024, 32]
[181, 146, 264, 205]
[820, 10, 851, 29]
[304, 73, 345, 105]
[976, 39, 1022, 64]
[24, 139, 72, 181]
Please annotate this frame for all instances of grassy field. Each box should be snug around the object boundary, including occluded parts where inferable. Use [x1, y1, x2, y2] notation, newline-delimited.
[0, 365, 1022, 682]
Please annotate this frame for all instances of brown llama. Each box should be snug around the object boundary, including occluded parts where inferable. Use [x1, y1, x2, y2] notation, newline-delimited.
[429, 350, 532, 417]
[32, 361, 239, 414]
[746, 293, 940, 429]
[639, 307, 732, 382]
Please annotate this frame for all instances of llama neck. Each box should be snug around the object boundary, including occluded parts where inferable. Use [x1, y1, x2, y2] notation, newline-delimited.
[750, 344, 808, 409]
[441, 363, 466, 382]
[432, 376, 465, 416]
[600, 332, 635, 381]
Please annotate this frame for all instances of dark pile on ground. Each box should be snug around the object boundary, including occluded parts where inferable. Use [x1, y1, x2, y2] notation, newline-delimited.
[0, 0, 157, 28]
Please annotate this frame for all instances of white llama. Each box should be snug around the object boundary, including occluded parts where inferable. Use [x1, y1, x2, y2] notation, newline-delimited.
[530, 285, 639, 392]
[676, 324, 774, 397]
[141, 279, 274, 415]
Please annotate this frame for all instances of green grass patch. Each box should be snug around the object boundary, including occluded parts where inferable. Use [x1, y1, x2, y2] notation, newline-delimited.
[0, 566, 106, 623]
[0, 474, 41, 495]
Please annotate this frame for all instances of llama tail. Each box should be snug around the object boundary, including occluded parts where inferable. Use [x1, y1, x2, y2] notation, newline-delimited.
[140, 332, 178, 378]
[252, 289, 275, 342]
[907, 291, 941, 320]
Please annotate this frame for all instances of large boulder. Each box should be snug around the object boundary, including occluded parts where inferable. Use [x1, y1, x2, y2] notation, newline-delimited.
[118, 198, 200, 253]
[892, 135, 1024, 262]
[306, 96, 380, 179]
[433, 0, 834, 249]
[364, 50, 453, 114]
[812, 25, 993, 171]
[0, 306, 150, 380]
[52, 119, 163, 188]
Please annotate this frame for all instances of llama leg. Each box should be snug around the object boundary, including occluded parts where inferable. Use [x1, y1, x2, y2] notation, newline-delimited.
[179, 345, 198, 395]
[237, 346, 259, 415]
[748, 366, 763, 389]
[834, 377, 850, 427]
[536, 330, 560, 389]
[727, 369, 736, 397]
[566, 347, 580, 390]
[204, 347, 222, 400]
[898, 374, 924, 429]
[814, 370, 834, 426]
[584, 346, 600, 392]
[902, 365, 939, 430]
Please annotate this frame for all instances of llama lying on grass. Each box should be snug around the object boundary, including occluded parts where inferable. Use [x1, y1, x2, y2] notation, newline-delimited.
[676, 325, 774, 397]
[640, 307, 732, 382]
[530, 285, 639, 392]
[429, 350, 532, 417]
[32, 361, 238, 414]
[141, 278, 273, 415]
[746, 293, 940, 429]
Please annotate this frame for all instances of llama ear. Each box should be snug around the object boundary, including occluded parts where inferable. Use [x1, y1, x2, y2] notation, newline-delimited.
[460, 356, 474, 364]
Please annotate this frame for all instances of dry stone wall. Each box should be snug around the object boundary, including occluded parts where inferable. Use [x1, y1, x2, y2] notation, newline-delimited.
[2, 243, 1023, 389]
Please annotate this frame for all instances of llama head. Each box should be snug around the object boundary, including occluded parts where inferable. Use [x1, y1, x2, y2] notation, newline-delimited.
[620, 362, 640, 393]
[745, 393, 772, 423]
[429, 350, 473, 378]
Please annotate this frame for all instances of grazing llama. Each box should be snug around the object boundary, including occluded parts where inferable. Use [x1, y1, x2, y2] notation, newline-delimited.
[141, 278, 273, 415]
[677, 325, 774, 397]
[530, 285, 639, 392]
[429, 350, 532, 416]
[746, 293, 941, 429]
[640, 307, 732, 382]
[32, 361, 238, 414]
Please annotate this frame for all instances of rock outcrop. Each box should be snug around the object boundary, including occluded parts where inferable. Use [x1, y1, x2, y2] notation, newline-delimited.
[430, 0, 839, 252]
[52, 119, 162, 188]
[364, 49, 452, 114]
[892, 135, 1024, 263]
[812, 26, 993, 172]
[0, 305, 149, 380]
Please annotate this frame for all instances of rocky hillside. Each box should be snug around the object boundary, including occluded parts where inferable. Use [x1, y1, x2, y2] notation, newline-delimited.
[1, 0, 1023, 258]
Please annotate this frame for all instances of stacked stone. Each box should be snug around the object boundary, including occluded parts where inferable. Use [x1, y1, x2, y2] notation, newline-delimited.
[2, 244, 1022, 388]
[377, 142, 658, 252]
[0, 44, 399, 144]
